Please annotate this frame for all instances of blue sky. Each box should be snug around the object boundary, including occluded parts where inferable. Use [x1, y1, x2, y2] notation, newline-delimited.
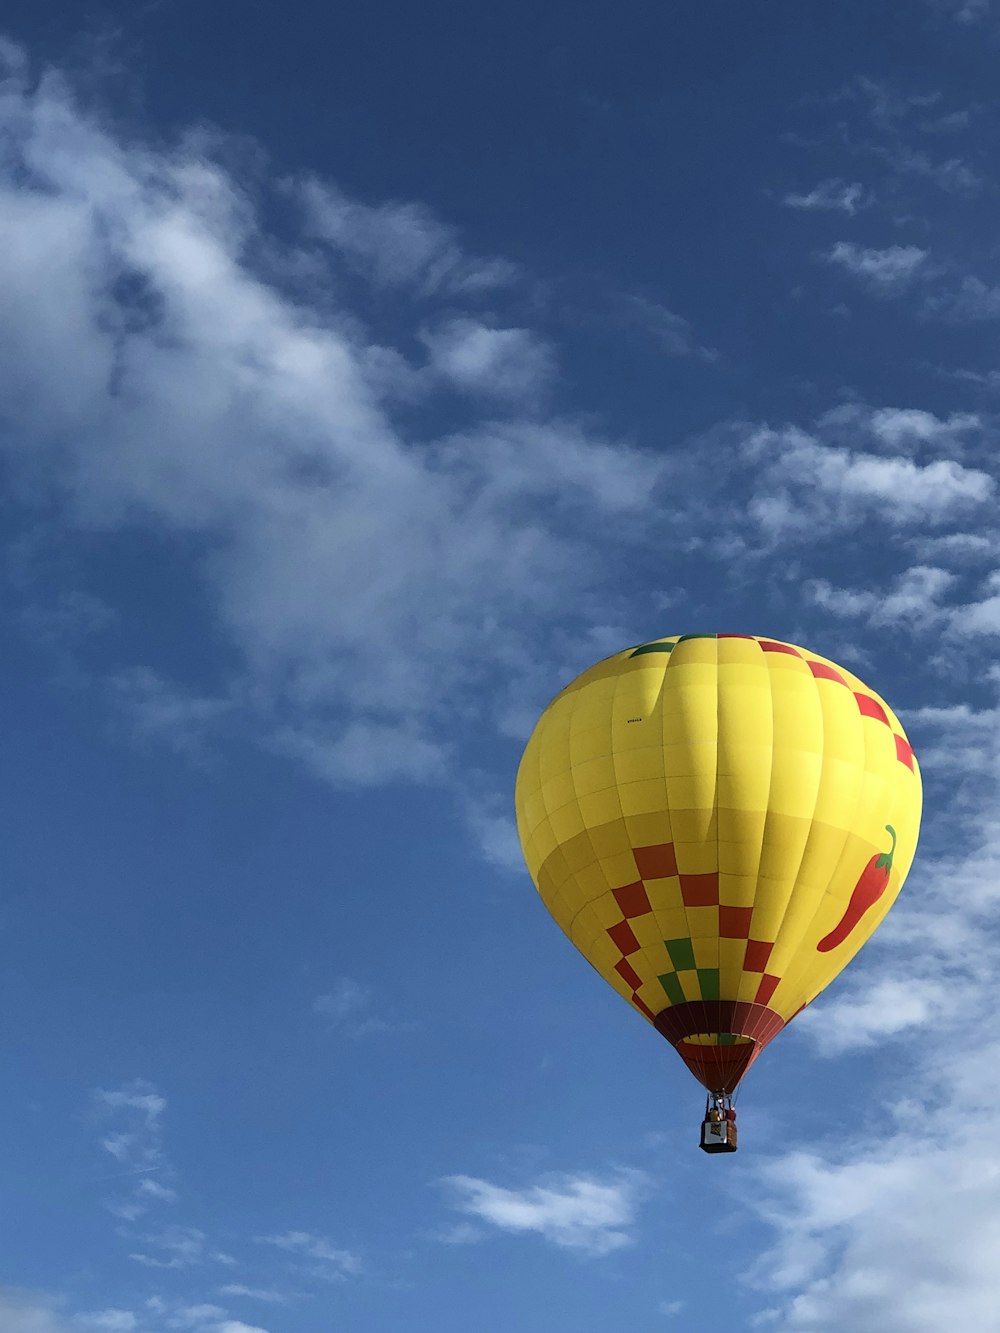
[0, 3, 999, 1330]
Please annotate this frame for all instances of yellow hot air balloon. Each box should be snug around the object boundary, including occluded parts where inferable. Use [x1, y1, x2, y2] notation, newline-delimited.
[514, 634, 921, 1151]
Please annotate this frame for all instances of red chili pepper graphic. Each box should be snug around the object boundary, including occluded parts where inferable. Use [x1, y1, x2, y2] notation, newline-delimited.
[817, 825, 897, 953]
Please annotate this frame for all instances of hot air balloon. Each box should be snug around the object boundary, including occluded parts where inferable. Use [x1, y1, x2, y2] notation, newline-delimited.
[514, 634, 921, 1152]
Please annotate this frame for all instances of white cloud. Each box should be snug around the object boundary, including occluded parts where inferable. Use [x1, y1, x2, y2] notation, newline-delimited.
[441, 1170, 648, 1256]
[256, 1231, 361, 1281]
[128, 1226, 233, 1270]
[930, 274, 1000, 320]
[615, 294, 717, 361]
[833, 76, 940, 131]
[807, 565, 957, 627]
[74, 1314, 137, 1332]
[794, 976, 956, 1054]
[826, 242, 928, 291]
[744, 427, 993, 538]
[925, 0, 990, 22]
[853, 406, 980, 452]
[428, 1221, 485, 1245]
[784, 180, 866, 213]
[0, 1291, 72, 1333]
[312, 977, 400, 1037]
[895, 148, 982, 196]
[137, 1179, 177, 1202]
[419, 318, 554, 400]
[136, 1299, 273, 1333]
[216, 1289, 290, 1307]
[297, 178, 517, 295]
[950, 570, 1000, 635]
[0, 47, 669, 838]
[749, 1101, 1000, 1331]
[108, 668, 233, 757]
[95, 1084, 165, 1123]
[163, 1308, 227, 1330]
[460, 791, 524, 872]
[908, 532, 997, 565]
[807, 568, 1000, 643]
[93, 1080, 175, 1221]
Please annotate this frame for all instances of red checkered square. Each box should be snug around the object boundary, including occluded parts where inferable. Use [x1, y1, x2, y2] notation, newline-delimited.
[680, 872, 719, 907]
[613, 881, 652, 918]
[754, 973, 781, 1005]
[855, 692, 889, 725]
[633, 843, 678, 880]
[895, 734, 914, 770]
[608, 921, 640, 955]
[759, 640, 801, 656]
[743, 939, 773, 972]
[808, 660, 847, 686]
[615, 958, 642, 990]
[719, 906, 753, 938]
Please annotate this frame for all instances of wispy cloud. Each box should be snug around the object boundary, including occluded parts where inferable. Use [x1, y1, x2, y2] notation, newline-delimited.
[216, 1288, 292, 1307]
[794, 975, 957, 1054]
[419, 318, 554, 401]
[256, 1231, 361, 1282]
[614, 294, 718, 361]
[93, 1081, 174, 1221]
[108, 667, 233, 757]
[128, 1226, 235, 1270]
[296, 179, 518, 296]
[807, 567, 1000, 642]
[807, 565, 957, 627]
[784, 179, 866, 213]
[925, 0, 991, 23]
[440, 1170, 648, 1256]
[145, 1298, 275, 1333]
[929, 274, 1000, 320]
[874, 143, 984, 195]
[826, 241, 929, 292]
[816, 403, 982, 454]
[312, 977, 403, 1038]
[741, 425, 993, 539]
[74, 1313, 138, 1332]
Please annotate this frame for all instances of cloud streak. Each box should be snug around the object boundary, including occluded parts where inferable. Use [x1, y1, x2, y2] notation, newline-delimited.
[441, 1170, 648, 1256]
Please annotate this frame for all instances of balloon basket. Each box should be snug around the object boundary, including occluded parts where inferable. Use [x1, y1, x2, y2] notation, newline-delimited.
[699, 1094, 738, 1154]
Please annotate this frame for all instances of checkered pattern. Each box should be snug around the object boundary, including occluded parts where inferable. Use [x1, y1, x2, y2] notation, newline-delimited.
[602, 843, 780, 1022]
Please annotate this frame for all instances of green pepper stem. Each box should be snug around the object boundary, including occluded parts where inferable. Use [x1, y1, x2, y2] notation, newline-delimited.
[876, 824, 897, 871]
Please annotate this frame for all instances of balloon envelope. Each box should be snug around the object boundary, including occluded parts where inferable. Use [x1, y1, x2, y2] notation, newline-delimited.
[514, 634, 922, 1093]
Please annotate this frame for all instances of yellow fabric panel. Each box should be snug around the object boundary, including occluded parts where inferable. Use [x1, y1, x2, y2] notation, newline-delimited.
[638, 943, 670, 975]
[617, 778, 672, 817]
[719, 937, 746, 993]
[631, 913, 665, 948]
[569, 754, 619, 798]
[586, 819, 632, 859]
[655, 907, 690, 938]
[598, 850, 640, 886]
[691, 938, 720, 968]
[569, 903, 602, 950]
[717, 872, 760, 907]
[685, 906, 718, 938]
[613, 745, 667, 783]
[590, 893, 626, 928]
[644, 875, 685, 912]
